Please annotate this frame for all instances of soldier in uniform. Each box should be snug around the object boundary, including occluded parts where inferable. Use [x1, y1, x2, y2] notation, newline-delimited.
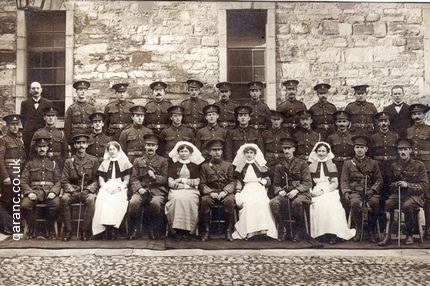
[277, 80, 307, 132]
[383, 85, 411, 137]
[292, 110, 321, 161]
[0, 115, 27, 224]
[406, 103, 430, 238]
[345, 85, 378, 137]
[145, 81, 173, 135]
[225, 106, 262, 162]
[31, 107, 66, 169]
[60, 134, 99, 241]
[129, 134, 168, 240]
[270, 137, 312, 241]
[214, 82, 238, 129]
[341, 135, 382, 243]
[20, 81, 52, 156]
[244, 81, 271, 131]
[64, 81, 96, 145]
[87, 112, 111, 161]
[104, 83, 135, 142]
[262, 111, 291, 180]
[309, 83, 337, 140]
[378, 138, 429, 246]
[119, 105, 153, 164]
[195, 104, 228, 160]
[180, 80, 208, 132]
[21, 133, 61, 239]
[327, 111, 355, 177]
[199, 139, 236, 241]
[159, 106, 195, 157]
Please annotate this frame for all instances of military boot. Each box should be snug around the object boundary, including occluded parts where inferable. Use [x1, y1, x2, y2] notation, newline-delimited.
[201, 213, 211, 242]
[225, 212, 235, 242]
[378, 213, 393, 246]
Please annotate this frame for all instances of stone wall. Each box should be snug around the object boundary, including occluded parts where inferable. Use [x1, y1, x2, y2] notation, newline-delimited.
[0, 1, 429, 125]
[0, 0, 17, 130]
[73, 0, 220, 110]
[276, 2, 427, 110]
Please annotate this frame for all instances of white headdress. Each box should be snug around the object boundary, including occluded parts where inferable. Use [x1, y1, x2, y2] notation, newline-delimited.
[98, 141, 132, 173]
[232, 143, 267, 172]
[168, 141, 205, 165]
[308, 141, 335, 163]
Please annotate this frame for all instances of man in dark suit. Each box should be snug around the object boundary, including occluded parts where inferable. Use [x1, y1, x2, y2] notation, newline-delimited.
[382, 85, 411, 137]
[20, 81, 52, 156]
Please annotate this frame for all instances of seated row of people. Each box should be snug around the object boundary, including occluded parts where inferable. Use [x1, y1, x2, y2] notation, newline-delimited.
[11, 129, 428, 246]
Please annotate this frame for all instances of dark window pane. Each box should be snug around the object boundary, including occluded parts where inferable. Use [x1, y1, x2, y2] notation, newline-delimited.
[227, 50, 241, 67]
[228, 67, 241, 83]
[28, 70, 41, 83]
[254, 67, 265, 82]
[240, 50, 252, 66]
[227, 10, 267, 47]
[41, 86, 55, 101]
[27, 34, 40, 47]
[55, 69, 65, 82]
[54, 33, 65, 48]
[28, 52, 41, 67]
[253, 50, 265, 66]
[41, 52, 53, 67]
[40, 69, 55, 83]
[52, 100, 65, 117]
[241, 67, 252, 82]
[40, 33, 54, 47]
[53, 52, 65, 67]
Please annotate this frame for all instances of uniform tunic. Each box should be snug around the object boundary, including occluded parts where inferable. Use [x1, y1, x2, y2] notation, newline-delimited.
[119, 125, 153, 163]
[64, 101, 96, 143]
[31, 126, 66, 168]
[244, 100, 271, 130]
[159, 125, 195, 156]
[292, 127, 321, 160]
[145, 99, 173, 134]
[225, 126, 263, 162]
[309, 101, 337, 139]
[345, 101, 378, 136]
[195, 124, 228, 159]
[87, 131, 111, 161]
[277, 99, 307, 129]
[261, 127, 290, 169]
[214, 100, 238, 129]
[104, 100, 135, 141]
[327, 130, 354, 176]
[180, 97, 208, 131]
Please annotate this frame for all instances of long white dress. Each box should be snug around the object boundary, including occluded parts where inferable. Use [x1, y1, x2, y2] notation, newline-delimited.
[232, 164, 278, 240]
[92, 163, 129, 235]
[310, 166, 356, 240]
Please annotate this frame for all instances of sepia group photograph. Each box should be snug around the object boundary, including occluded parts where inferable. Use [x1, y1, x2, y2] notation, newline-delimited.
[0, 0, 429, 285]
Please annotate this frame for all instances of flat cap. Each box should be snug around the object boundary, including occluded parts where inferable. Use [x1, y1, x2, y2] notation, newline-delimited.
[150, 81, 167, 90]
[282, 80, 299, 87]
[234, 105, 253, 115]
[186, 80, 203, 89]
[73, 81, 90, 90]
[89, 112, 106, 122]
[352, 135, 370, 147]
[112, 83, 129, 92]
[215, 82, 232, 91]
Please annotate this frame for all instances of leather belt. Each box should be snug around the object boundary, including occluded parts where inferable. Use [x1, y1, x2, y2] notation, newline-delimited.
[219, 122, 236, 128]
[147, 124, 168, 129]
[417, 150, 430, 155]
[31, 181, 54, 186]
[374, 155, 396, 161]
[127, 151, 143, 156]
[72, 123, 89, 128]
[4, 158, 24, 163]
[50, 152, 62, 156]
[110, 124, 126, 129]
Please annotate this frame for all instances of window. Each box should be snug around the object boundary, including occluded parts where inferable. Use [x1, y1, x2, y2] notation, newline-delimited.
[227, 9, 267, 103]
[27, 11, 66, 116]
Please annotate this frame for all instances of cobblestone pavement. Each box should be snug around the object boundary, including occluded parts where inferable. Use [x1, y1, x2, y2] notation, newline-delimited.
[0, 250, 429, 286]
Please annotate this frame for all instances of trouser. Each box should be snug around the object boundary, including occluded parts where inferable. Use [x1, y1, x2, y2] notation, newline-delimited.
[61, 191, 96, 233]
[21, 196, 60, 231]
[0, 202, 12, 234]
[345, 193, 380, 232]
[270, 194, 311, 235]
[385, 194, 422, 235]
[200, 194, 236, 232]
[425, 171, 430, 233]
[129, 193, 166, 232]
